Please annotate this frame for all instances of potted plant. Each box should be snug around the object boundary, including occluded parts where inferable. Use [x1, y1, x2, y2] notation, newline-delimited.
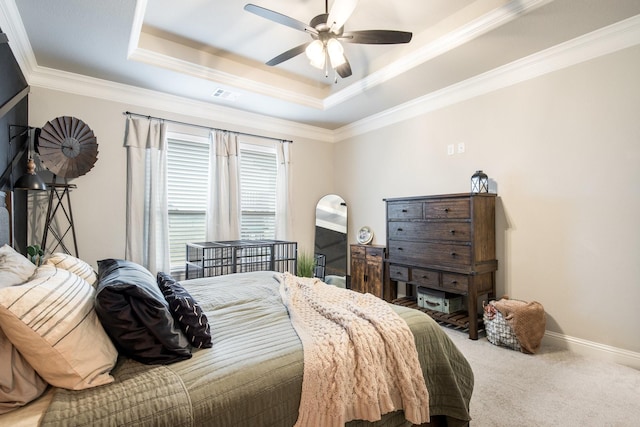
[27, 244, 44, 266]
[297, 251, 316, 278]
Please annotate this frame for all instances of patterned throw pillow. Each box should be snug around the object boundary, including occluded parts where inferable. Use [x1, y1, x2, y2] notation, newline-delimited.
[0, 265, 117, 389]
[44, 252, 98, 287]
[157, 272, 212, 349]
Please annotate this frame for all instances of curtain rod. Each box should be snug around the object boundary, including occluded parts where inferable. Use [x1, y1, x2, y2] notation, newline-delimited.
[123, 111, 293, 144]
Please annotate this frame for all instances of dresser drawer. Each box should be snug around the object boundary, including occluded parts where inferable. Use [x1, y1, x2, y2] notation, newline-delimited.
[441, 273, 469, 293]
[389, 265, 409, 281]
[387, 202, 423, 220]
[350, 244, 366, 259]
[388, 240, 471, 268]
[424, 199, 470, 219]
[411, 268, 439, 287]
[366, 246, 384, 262]
[389, 221, 471, 242]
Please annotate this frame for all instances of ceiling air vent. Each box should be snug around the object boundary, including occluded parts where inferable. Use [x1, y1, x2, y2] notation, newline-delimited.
[211, 88, 240, 101]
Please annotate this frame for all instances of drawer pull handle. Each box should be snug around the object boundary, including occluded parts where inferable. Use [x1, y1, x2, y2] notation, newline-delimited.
[402, 209, 407, 212]
[425, 301, 440, 308]
[397, 228, 403, 232]
[398, 247, 404, 251]
[421, 275, 428, 279]
[451, 280, 458, 285]
[450, 252, 457, 257]
[444, 208, 449, 213]
[449, 229, 456, 234]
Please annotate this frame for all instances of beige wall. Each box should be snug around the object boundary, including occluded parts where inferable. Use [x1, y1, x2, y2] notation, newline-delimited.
[28, 88, 334, 270]
[334, 46, 640, 354]
[27, 45, 639, 362]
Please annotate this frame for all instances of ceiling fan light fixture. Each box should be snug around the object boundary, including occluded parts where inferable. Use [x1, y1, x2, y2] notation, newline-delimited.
[327, 38, 346, 68]
[305, 39, 326, 69]
[245, 1, 412, 80]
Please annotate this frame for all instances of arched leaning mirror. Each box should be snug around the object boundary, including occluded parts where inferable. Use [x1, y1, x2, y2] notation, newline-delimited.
[314, 194, 347, 286]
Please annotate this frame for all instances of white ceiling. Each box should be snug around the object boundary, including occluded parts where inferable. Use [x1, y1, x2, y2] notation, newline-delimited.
[3, 0, 640, 130]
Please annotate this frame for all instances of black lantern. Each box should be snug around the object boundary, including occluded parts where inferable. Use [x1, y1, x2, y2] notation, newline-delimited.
[471, 170, 489, 193]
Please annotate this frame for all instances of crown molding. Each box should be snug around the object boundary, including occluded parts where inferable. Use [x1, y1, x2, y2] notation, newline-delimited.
[325, 0, 551, 109]
[0, 0, 38, 75]
[129, 33, 328, 110]
[27, 65, 335, 143]
[334, 14, 640, 142]
[128, 0, 548, 112]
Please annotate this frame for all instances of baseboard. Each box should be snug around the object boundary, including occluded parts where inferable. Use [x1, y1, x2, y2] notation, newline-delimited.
[543, 331, 640, 371]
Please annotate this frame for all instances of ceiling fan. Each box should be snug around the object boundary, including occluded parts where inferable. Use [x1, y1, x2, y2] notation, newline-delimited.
[244, 0, 412, 80]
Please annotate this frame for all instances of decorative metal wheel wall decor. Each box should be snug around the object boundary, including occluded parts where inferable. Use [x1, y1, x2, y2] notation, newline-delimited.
[38, 116, 98, 178]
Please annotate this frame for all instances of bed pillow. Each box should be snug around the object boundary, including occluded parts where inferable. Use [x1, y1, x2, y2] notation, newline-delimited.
[95, 259, 191, 365]
[44, 252, 98, 287]
[0, 244, 37, 289]
[157, 272, 212, 349]
[0, 265, 117, 390]
[0, 327, 48, 415]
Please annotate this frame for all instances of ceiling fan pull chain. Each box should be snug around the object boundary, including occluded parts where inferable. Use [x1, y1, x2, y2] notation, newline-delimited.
[324, 50, 330, 77]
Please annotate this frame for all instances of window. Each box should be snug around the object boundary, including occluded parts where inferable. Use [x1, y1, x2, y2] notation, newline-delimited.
[166, 133, 278, 272]
[239, 144, 277, 240]
[166, 134, 209, 269]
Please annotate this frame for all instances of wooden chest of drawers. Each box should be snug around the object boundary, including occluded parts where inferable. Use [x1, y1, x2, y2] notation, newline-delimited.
[384, 193, 497, 339]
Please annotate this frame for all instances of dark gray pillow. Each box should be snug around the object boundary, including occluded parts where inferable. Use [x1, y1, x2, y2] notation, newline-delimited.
[157, 272, 212, 349]
[95, 259, 191, 365]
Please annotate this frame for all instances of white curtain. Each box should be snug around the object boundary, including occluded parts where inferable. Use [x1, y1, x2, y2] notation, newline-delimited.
[206, 130, 240, 241]
[124, 117, 170, 273]
[275, 141, 292, 240]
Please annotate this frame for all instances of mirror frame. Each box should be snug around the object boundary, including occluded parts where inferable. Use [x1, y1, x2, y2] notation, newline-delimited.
[313, 194, 347, 281]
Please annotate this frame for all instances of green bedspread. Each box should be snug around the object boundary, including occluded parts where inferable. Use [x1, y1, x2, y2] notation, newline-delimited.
[41, 271, 472, 427]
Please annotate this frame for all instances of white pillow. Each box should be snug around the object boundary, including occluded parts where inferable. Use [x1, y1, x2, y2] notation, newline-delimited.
[0, 245, 36, 289]
[44, 252, 98, 287]
[0, 265, 117, 390]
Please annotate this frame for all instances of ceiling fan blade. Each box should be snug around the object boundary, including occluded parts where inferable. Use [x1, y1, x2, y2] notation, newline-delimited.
[244, 4, 318, 36]
[266, 43, 310, 66]
[341, 30, 413, 44]
[327, 0, 358, 33]
[336, 57, 352, 78]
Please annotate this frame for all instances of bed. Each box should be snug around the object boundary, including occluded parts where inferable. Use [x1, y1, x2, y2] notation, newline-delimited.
[0, 252, 473, 427]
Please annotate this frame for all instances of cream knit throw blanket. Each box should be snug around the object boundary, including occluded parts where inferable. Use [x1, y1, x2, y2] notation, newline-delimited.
[278, 273, 430, 427]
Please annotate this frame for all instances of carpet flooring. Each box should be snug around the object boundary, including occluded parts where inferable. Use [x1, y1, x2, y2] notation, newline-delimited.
[440, 326, 640, 427]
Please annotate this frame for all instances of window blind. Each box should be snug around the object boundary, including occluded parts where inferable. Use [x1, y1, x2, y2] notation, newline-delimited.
[239, 145, 277, 240]
[167, 137, 209, 269]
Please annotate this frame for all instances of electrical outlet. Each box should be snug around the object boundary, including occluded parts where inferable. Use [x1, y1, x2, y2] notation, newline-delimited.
[457, 142, 465, 153]
[447, 144, 454, 155]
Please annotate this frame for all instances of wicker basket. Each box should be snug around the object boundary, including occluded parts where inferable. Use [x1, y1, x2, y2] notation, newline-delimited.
[483, 301, 521, 351]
